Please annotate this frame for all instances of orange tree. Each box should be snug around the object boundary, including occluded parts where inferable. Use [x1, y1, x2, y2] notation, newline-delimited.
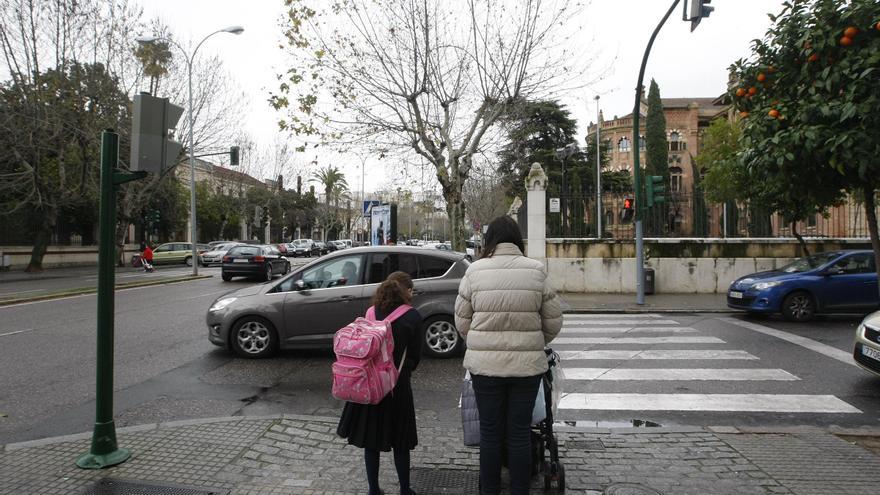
[729, 0, 880, 280]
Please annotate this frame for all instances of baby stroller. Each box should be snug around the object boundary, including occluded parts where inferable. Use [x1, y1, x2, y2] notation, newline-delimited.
[531, 347, 565, 490]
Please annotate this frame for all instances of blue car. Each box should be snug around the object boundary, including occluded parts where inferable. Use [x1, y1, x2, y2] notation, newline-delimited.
[727, 250, 879, 322]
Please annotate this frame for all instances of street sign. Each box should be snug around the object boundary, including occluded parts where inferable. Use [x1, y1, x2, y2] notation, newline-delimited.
[549, 198, 560, 213]
[363, 200, 380, 217]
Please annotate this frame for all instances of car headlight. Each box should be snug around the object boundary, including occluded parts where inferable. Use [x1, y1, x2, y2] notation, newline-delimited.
[209, 297, 237, 312]
[752, 281, 782, 291]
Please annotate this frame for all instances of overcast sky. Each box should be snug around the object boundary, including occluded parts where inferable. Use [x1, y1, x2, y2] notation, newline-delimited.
[140, 0, 784, 194]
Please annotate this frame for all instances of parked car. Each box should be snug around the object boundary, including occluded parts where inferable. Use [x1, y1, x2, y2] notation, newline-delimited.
[152, 242, 209, 266]
[200, 242, 243, 266]
[221, 244, 290, 282]
[315, 241, 330, 255]
[207, 245, 468, 359]
[465, 240, 481, 261]
[327, 240, 347, 252]
[727, 250, 879, 321]
[288, 239, 320, 257]
[854, 311, 880, 378]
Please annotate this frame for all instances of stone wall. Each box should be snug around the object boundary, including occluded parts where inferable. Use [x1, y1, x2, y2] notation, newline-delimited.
[0, 244, 142, 270]
[544, 238, 872, 294]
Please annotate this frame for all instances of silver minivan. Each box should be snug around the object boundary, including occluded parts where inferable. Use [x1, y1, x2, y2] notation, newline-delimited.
[207, 246, 468, 359]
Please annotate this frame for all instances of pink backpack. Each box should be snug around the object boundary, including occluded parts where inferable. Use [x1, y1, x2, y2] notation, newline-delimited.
[332, 304, 412, 405]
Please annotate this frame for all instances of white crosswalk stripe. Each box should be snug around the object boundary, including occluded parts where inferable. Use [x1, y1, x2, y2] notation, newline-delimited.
[554, 336, 725, 345]
[561, 327, 699, 334]
[563, 368, 799, 381]
[558, 393, 861, 413]
[558, 349, 758, 360]
[551, 314, 861, 417]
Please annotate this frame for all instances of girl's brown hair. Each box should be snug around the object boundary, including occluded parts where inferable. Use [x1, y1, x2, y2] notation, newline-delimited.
[372, 271, 414, 313]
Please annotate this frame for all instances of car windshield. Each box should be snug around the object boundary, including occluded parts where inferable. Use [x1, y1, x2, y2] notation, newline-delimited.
[779, 252, 840, 273]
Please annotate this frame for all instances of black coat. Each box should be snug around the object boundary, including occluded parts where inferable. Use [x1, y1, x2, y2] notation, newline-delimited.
[336, 306, 423, 451]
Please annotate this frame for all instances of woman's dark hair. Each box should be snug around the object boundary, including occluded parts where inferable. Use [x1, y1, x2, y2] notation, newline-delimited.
[372, 271, 414, 313]
[481, 215, 524, 258]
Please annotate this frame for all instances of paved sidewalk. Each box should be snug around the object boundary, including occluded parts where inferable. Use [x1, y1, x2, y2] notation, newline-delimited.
[2, 415, 879, 494]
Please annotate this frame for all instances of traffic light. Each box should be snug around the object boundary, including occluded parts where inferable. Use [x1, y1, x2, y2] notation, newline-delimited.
[261, 206, 269, 225]
[130, 93, 184, 173]
[689, 0, 713, 32]
[646, 175, 666, 207]
[620, 197, 634, 223]
[230, 146, 240, 166]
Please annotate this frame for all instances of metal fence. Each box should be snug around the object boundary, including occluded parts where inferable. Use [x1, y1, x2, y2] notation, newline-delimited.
[546, 189, 877, 239]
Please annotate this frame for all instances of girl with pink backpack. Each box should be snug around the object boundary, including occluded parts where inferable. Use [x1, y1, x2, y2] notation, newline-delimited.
[336, 271, 423, 495]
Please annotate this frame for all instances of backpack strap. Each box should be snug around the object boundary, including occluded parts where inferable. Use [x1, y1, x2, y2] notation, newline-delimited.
[365, 304, 412, 323]
[384, 304, 412, 323]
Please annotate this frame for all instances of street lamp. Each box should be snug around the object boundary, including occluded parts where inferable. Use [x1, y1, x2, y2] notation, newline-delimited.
[136, 25, 244, 276]
[594, 95, 602, 238]
[554, 143, 578, 235]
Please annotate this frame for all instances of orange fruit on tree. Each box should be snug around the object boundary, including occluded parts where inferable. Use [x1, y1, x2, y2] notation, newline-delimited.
[757, 73, 766, 82]
[843, 26, 859, 38]
[748, 86, 757, 96]
[768, 109, 779, 119]
[808, 53, 820, 62]
[735, 88, 746, 97]
[739, 111, 749, 119]
[840, 36, 853, 46]
[767, 65, 776, 73]
[876, 21, 880, 31]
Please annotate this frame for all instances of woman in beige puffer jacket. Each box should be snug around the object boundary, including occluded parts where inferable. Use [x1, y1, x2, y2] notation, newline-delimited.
[455, 215, 562, 495]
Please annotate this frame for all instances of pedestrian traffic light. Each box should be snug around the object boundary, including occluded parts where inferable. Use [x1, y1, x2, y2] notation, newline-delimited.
[230, 146, 240, 166]
[130, 93, 184, 173]
[261, 206, 269, 225]
[689, 0, 714, 32]
[621, 197, 634, 223]
[646, 175, 666, 207]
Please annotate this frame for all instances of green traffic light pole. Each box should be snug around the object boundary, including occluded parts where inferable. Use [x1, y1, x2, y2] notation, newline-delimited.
[631, 0, 681, 305]
[76, 130, 146, 469]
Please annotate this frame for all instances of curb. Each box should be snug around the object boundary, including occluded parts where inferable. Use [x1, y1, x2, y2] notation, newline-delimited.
[0, 275, 213, 306]
[6, 413, 880, 453]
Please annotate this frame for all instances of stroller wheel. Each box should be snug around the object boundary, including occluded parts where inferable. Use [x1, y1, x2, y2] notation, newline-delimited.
[543, 461, 565, 491]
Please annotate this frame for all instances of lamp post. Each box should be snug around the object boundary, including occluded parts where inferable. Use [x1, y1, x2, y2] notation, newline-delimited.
[137, 26, 244, 276]
[595, 95, 602, 238]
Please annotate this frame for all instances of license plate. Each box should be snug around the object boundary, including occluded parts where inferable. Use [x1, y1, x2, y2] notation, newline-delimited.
[862, 345, 880, 362]
[233, 258, 249, 263]
[729, 291, 743, 299]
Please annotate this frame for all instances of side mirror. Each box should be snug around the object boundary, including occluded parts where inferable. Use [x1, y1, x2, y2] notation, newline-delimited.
[294, 279, 307, 291]
[823, 266, 844, 276]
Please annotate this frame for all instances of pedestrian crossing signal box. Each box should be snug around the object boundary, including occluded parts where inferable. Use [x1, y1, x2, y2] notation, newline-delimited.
[620, 197, 634, 223]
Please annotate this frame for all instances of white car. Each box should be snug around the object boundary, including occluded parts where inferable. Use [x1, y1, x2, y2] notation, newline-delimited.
[200, 242, 242, 266]
[854, 311, 880, 378]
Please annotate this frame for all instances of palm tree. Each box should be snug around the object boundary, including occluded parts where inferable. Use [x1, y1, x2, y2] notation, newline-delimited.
[312, 165, 348, 205]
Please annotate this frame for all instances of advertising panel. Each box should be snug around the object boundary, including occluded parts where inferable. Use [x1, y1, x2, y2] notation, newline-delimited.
[370, 203, 397, 245]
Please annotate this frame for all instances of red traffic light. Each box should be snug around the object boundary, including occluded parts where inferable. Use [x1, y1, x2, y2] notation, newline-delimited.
[623, 197, 633, 209]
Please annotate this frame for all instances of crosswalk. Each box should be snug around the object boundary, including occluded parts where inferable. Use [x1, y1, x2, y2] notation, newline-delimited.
[552, 314, 862, 420]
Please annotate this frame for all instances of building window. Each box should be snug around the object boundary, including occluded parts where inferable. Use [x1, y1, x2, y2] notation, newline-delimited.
[669, 131, 687, 152]
[669, 166, 683, 193]
[639, 135, 646, 150]
[618, 137, 630, 153]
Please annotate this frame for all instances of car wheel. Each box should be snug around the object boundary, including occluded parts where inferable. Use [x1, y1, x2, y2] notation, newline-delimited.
[282, 262, 290, 275]
[221, 272, 232, 282]
[782, 291, 815, 322]
[422, 315, 463, 358]
[263, 263, 273, 281]
[230, 316, 278, 358]
[184, 256, 193, 267]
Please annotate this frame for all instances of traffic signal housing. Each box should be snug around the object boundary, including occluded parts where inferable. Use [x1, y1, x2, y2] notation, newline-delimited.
[230, 146, 240, 166]
[261, 206, 270, 225]
[620, 197, 635, 223]
[689, 0, 713, 32]
[646, 175, 666, 207]
[130, 93, 183, 173]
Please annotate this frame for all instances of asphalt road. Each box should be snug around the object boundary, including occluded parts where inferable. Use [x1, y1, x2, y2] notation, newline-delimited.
[1, 272, 878, 444]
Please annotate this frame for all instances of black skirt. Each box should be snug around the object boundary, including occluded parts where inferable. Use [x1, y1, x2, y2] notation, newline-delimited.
[336, 370, 418, 451]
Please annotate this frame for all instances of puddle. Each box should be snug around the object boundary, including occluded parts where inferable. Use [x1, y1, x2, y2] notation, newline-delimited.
[558, 419, 662, 428]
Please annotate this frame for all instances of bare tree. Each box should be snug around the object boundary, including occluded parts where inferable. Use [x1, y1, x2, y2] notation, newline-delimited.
[273, 0, 591, 249]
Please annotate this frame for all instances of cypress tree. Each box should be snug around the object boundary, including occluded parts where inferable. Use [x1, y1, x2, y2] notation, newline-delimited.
[645, 79, 669, 235]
